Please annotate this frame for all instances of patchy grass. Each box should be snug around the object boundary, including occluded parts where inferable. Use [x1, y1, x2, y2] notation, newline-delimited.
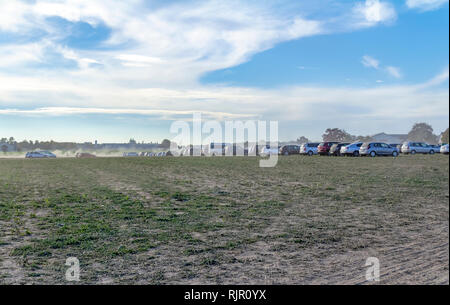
[0, 154, 448, 284]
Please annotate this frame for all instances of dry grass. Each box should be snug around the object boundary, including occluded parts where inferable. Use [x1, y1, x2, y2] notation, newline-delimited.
[0, 154, 448, 284]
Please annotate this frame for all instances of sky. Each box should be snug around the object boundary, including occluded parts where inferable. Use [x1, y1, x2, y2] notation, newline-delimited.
[0, 0, 448, 143]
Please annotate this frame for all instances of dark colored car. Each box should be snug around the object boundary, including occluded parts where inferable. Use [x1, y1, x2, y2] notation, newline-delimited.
[389, 143, 401, 153]
[329, 143, 350, 156]
[279, 145, 300, 156]
[317, 142, 339, 155]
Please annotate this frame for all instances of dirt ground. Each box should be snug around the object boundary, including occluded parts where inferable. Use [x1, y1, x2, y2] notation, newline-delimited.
[0, 154, 448, 284]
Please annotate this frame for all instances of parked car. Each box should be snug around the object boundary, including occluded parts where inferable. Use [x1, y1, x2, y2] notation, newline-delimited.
[208, 143, 229, 156]
[440, 144, 449, 154]
[247, 144, 260, 156]
[317, 142, 339, 156]
[329, 143, 350, 156]
[360, 142, 399, 157]
[429, 145, 442, 153]
[401, 142, 437, 154]
[389, 144, 401, 153]
[340, 142, 363, 156]
[123, 152, 139, 157]
[75, 152, 96, 158]
[260, 144, 281, 156]
[25, 151, 56, 158]
[279, 145, 300, 156]
[180, 146, 204, 156]
[299, 142, 320, 156]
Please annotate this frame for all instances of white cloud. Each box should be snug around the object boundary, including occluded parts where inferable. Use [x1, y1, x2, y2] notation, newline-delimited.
[0, 67, 447, 122]
[361, 55, 402, 78]
[353, 0, 397, 27]
[406, 0, 449, 11]
[385, 66, 402, 78]
[362, 55, 380, 69]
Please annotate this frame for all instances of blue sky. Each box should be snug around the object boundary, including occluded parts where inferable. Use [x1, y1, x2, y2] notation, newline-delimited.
[0, 0, 448, 143]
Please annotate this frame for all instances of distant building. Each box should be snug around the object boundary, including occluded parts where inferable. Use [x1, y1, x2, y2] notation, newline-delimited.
[371, 133, 408, 143]
[0, 142, 16, 152]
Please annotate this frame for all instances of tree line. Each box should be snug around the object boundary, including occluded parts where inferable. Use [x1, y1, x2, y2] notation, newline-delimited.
[297, 123, 449, 144]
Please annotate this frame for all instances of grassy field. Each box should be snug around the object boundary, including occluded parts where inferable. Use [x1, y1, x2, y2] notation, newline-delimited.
[0, 154, 448, 284]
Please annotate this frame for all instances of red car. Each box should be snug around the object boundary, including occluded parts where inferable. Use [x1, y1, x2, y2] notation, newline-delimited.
[317, 142, 339, 155]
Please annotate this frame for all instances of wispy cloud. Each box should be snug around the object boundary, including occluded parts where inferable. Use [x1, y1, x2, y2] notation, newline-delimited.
[362, 55, 380, 69]
[385, 66, 402, 78]
[406, 0, 449, 11]
[361, 55, 402, 78]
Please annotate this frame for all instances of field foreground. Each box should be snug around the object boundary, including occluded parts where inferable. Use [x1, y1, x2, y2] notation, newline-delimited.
[0, 155, 448, 284]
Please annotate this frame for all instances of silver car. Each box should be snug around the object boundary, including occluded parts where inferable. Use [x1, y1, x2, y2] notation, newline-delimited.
[360, 142, 399, 157]
[401, 142, 437, 154]
[340, 142, 363, 156]
[440, 144, 449, 154]
[299, 142, 320, 156]
[25, 151, 56, 158]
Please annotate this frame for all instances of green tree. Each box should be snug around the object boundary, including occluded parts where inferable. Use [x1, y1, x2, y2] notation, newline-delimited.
[407, 123, 438, 144]
[441, 128, 449, 144]
[296, 136, 310, 144]
[322, 128, 355, 142]
[160, 139, 171, 149]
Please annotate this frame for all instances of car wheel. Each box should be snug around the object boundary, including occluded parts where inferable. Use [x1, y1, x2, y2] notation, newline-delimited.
[392, 151, 398, 157]
[284, 151, 289, 156]
[429, 150, 435, 155]
[308, 151, 313, 156]
[411, 150, 416, 155]
[353, 151, 359, 157]
[370, 151, 376, 157]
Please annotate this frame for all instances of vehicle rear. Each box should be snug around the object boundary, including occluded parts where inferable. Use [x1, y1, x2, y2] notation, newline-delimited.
[401, 142, 411, 154]
[317, 142, 338, 155]
[359, 142, 372, 156]
[341, 142, 362, 156]
[440, 144, 449, 154]
[300, 143, 319, 156]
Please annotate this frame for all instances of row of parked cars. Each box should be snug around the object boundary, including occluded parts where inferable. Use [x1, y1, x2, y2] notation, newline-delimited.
[123, 151, 173, 157]
[293, 141, 449, 157]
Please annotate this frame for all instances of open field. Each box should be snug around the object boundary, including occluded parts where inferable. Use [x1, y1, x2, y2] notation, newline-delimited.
[0, 155, 448, 284]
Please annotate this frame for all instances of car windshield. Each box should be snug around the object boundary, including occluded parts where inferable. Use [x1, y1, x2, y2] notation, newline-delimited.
[361, 143, 370, 147]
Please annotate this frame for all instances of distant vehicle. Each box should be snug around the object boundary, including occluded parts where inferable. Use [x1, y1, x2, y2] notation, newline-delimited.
[260, 144, 281, 156]
[429, 144, 441, 153]
[208, 143, 229, 156]
[180, 146, 203, 156]
[317, 142, 339, 156]
[75, 152, 96, 158]
[123, 152, 139, 157]
[440, 144, 449, 154]
[401, 142, 437, 154]
[224, 144, 247, 156]
[300, 143, 320, 156]
[329, 143, 350, 156]
[340, 142, 363, 156]
[360, 142, 399, 157]
[25, 151, 56, 158]
[389, 144, 401, 153]
[279, 145, 300, 156]
[247, 144, 260, 156]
